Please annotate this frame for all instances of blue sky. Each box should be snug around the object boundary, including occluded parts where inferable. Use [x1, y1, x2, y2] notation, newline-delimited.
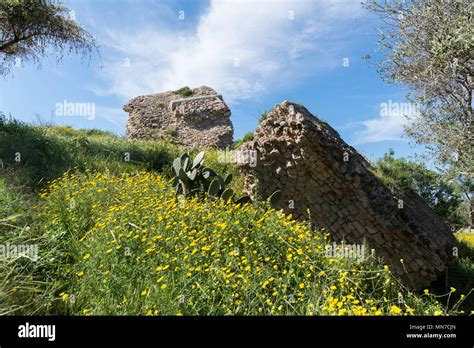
[0, 0, 427, 162]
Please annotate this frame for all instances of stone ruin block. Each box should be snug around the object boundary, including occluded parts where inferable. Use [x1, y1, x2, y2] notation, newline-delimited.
[237, 100, 456, 289]
[124, 86, 233, 148]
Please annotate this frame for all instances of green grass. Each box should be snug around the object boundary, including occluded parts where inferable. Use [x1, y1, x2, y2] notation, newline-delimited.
[0, 116, 178, 188]
[0, 117, 247, 314]
[0, 116, 242, 191]
[0, 178, 49, 314]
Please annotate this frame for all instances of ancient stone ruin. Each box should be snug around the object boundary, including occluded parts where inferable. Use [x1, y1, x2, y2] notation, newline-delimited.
[237, 101, 456, 289]
[124, 86, 233, 148]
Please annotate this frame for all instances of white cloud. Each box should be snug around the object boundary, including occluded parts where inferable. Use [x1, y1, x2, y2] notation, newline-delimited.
[351, 101, 420, 144]
[94, 0, 364, 102]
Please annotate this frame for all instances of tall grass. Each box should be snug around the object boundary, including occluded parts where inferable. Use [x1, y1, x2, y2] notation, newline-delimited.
[0, 116, 246, 314]
[0, 115, 182, 189]
[0, 116, 244, 191]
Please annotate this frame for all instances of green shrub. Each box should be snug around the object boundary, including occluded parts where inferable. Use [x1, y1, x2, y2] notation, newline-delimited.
[234, 131, 254, 149]
[374, 149, 465, 230]
[170, 151, 251, 205]
[432, 235, 474, 312]
[173, 86, 193, 97]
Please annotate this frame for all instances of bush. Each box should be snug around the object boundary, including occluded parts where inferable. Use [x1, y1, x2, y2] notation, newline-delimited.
[173, 86, 193, 97]
[374, 149, 465, 230]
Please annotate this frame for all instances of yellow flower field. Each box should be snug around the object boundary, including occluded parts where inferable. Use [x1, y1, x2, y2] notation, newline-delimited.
[36, 170, 465, 316]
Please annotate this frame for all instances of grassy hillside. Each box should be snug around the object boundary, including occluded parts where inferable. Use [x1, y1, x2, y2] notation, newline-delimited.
[0, 115, 244, 192]
[0, 116, 472, 315]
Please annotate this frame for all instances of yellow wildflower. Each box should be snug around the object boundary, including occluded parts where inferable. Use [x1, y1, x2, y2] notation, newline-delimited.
[390, 306, 402, 314]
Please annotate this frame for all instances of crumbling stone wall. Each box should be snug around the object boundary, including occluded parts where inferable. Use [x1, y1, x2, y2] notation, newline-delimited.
[237, 100, 456, 289]
[124, 86, 233, 148]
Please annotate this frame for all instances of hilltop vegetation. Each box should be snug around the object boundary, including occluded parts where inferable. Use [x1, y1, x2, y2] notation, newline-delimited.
[0, 115, 242, 192]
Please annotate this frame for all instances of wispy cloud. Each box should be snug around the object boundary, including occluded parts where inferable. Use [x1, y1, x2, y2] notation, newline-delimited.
[93, 0, 364, 102]
[350, 100, 419, 144]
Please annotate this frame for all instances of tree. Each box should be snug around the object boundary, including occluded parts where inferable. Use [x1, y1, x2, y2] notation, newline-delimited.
[0, 0, 97, 75]
[375, 149, 468, 230]
[364, 0, 473, 176]
[455, 173, 473, 231]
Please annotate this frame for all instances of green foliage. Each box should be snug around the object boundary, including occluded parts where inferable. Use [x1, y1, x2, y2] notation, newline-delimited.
[233, 131, 254, 149]
[241, 131, 254, 142]
[200, 147, 245, 195]
[259, 111, 268, 123]
[170, 151, 251, 204]
[0, 0, 97, 75]
[173, 86, 193, 97]
[364, 0, 473, 175]
[453, 174, 474, 230]
[170, 151, 283, 206]
[207, 177, 221, 196]
[0, 114, 73, 187]
[0, 116, 248, 196]
[45, 125, 114, 138]
[0, 115, 180, 189]
[0, 178, 56, 315]
[374, 150, 466, 230]
[164, 126, 177, 139]
[171, 151, 212, 197]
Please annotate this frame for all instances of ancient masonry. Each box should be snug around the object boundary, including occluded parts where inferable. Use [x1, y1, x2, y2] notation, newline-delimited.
[236, 101, 456, 289]
[124, 86, 233, 148]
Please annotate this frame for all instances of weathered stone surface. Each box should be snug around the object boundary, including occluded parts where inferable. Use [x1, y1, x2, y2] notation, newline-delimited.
[237, 100, 456, 289]
[124, 86, 233, 148]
